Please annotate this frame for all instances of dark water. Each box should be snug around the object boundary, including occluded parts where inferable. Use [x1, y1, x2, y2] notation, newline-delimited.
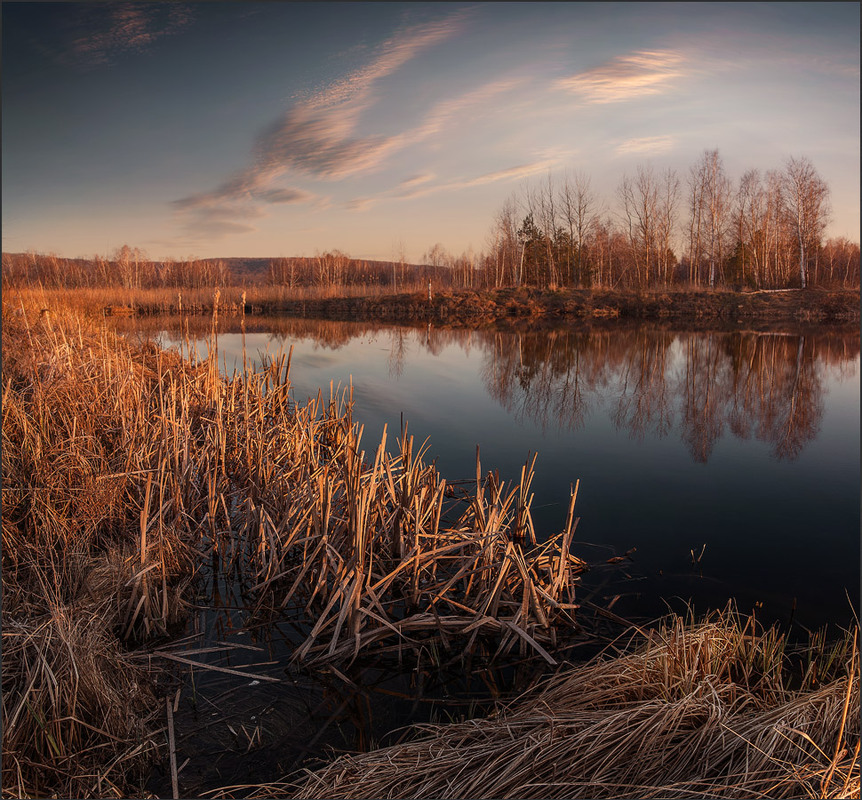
[141, 318, 859, 795]
[162, 319, 859, 631]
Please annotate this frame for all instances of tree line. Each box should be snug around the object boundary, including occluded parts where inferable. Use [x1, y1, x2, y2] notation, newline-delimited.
[482, 150, 857, 291]
[0, 247, 439, 292]
[2, 149, 857, 293]
[1, 247, 230, 290]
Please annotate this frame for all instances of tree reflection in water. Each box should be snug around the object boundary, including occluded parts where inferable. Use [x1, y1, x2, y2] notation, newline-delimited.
[130, 315, 856, 464]
[477, 327, 856, 463]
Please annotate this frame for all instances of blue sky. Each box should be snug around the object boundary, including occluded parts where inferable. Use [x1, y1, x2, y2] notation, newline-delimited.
[2, 2, 859, 261]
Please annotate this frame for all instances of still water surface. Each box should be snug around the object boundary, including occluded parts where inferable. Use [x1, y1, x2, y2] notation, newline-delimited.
[160, 318, 860, 631]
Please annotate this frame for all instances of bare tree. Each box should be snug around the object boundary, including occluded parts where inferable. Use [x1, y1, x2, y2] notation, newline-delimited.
[656, 168, 680, 286]
[764, 169, 787, 287]
[735, 169, 766, 288]
[618, 165, 661, 287]
[687, 150, 730, 288]
[559, 170, 600, 287]
[781, 156, 830, 289]
[687, 158, 707, 285]
[494, 197, 522, 286]
[709, 154, 731, 289]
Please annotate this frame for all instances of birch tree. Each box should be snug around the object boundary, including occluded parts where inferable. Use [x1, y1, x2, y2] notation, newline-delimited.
[781, 156, 830, 289]
[618, 165, 661, 287]
[559, 170, 600, 287]
[656, 168, 680, 286]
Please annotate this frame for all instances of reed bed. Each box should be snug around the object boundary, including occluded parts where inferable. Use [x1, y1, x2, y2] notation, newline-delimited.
[5, 281, 433, 321]
[2, 302, 590, 796]
[2, 604, 162, 799]
[2, 307, 210, 797]
[242, 609, 859, 800]
[235, 395, 587, 667]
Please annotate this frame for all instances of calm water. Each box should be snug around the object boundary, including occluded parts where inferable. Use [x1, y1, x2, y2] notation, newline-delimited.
[158, 318, 860, 632]
[139, 317, 859, 794]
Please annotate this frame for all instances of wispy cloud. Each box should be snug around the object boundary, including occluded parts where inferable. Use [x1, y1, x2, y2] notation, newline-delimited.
[351, 159, 558, 211]
[172, 9, 471, 240]
[346, 198, 376, 212]
[615, 135, 676, 156]
[557, 49, 685, 104]
[400, 173, 436, 188]
[54, 4, 193, 69]
[451, 161, 559, 191]
[173, 202, 266, 241]
[254, 188, 316, 205]
[394, 77, 526, 149]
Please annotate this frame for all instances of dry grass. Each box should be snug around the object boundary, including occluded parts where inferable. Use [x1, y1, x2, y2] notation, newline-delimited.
[4, 281, 433, 321]
[2, 307, 209, 797]
[1, 605, 161, 799]
[232, 609, 859, 800]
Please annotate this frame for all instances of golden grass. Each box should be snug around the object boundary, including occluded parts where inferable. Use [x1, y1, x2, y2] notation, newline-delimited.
[234, 609, 859, 799]
[2, 307, 207, 797]
[4, 281, 433, 321]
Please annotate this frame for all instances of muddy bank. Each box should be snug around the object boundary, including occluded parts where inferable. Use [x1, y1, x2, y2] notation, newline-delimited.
[126, 286, 859, 328]
[269, 287, 861, 326]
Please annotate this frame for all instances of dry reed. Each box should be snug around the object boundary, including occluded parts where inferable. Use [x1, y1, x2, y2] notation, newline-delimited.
[2, 300, 592, 796]
[244, 609, 858, 800]
[2, 604, 161, 799]
[2, 307, 209, 796]
[9, 300, 852, 800]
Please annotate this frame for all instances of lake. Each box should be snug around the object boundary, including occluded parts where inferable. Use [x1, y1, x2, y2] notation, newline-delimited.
[154, 317, 860, 633]
[140, 316, 859, 793]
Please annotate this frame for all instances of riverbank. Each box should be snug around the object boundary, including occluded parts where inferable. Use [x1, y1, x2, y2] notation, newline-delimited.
[8, 285, 860, 329]
[254, 286, 861, 328]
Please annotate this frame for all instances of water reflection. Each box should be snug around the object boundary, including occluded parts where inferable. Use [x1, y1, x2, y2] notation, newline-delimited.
[126, 316, 858, 465]
[479, 327, 855, 462]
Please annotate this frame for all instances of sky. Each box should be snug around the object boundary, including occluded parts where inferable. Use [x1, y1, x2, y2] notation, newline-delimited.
[2, 1, 859, 262]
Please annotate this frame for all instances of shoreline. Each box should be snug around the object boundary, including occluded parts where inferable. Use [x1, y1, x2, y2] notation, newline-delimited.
[109, 286, 861, 328]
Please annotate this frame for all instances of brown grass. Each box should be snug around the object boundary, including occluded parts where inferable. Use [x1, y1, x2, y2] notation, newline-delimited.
[4, 281, 433, 321]
[2, 306, 209, 796]
[2, 604, 161, 799]
[233, 609, 859, 799]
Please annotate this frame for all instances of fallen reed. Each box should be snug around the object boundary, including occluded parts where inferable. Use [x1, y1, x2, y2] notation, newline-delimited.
[246, 608, 859, 800]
